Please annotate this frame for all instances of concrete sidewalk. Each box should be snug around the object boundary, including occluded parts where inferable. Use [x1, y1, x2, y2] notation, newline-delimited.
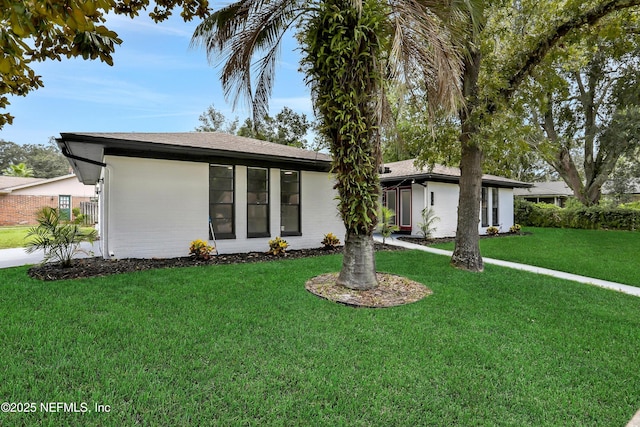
[0, 241, 102, 269]
[376, 235, 640, 298]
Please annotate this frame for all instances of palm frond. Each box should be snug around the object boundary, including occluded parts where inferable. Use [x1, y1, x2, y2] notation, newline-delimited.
[387, 0, 472, 114]
[192, 0, 301, 121]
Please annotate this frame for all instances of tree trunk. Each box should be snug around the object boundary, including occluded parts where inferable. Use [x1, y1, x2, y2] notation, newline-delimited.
[451, 49, 484, 272]
[451, 139, 484, 272]
[338, 232, 378, 290]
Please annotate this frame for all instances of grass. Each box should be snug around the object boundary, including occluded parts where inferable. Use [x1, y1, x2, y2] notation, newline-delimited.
[1, 251, 639, 426]
[0, 225, 33, 249]
[431, 227, 640, 287]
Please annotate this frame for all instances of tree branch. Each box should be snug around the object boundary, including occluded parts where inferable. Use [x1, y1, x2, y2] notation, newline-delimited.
[498, 0, 640, 103]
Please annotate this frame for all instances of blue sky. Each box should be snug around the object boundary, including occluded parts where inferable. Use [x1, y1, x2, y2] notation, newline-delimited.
[0, 13, 311, 146]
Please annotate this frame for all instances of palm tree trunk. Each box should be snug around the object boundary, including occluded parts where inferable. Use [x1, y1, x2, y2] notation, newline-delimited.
[338, 232, 377, 289]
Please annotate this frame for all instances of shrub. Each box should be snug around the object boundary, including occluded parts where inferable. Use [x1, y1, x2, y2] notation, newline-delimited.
[189, 239, 215, 260]
[25, 207, 98, 268]
[321, 233, 340, 249]
[378, 207, 399, 243]
[486, 226, 500, 236]
[268, 237, 288, 256]
[509, 224, 522, 234]
[417, 207, 439, 239]
[515, 199, 640, 231]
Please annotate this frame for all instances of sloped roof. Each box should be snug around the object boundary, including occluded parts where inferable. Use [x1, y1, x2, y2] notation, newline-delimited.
[513, 181, 573, 197]
[0, 176, 45, 191]
[380, 159, 530, 188]
[0, 174, 80, 195]
[57, 132, 333, 185]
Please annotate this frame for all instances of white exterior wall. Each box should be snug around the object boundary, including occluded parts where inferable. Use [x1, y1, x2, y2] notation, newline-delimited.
[426, 181, 460, 238]
[12, 176, 95, 197]
[400, 182, 516, 238]
[478, 187, 516, 235]
[102, 156, 209, 259]
[101, 156, 345, 259]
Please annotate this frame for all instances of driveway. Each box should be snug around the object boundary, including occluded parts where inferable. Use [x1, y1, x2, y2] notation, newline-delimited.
[0, 241, 102, 269]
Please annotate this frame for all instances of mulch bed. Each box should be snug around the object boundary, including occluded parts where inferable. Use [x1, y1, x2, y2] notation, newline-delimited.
[27, 243, 405, 281]
[305, 273, 432, 308]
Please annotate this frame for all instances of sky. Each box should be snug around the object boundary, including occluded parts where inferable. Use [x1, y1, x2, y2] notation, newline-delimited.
[0, 12, 312, 146]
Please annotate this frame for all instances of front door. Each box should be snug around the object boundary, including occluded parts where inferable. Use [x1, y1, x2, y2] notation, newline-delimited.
[59, 195, 71, 221]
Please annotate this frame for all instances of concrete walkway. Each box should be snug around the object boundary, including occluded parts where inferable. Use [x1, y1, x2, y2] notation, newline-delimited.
[0, 241, 102, 269]
[375, 235, 640, 298]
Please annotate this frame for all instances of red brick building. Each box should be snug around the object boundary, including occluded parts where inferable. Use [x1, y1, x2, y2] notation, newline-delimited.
[0, 175, 96, 226]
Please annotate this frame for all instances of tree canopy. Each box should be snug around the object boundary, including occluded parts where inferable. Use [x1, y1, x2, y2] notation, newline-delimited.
[195, 104, 319, 149]
[0, 139, 69, 178]
[0, 0, 209, 128]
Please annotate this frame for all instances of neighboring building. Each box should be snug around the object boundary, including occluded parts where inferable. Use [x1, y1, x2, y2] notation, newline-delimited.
[57, 132, 345, 259]
[513, 181, 573, 207]
[0, 174, 96, 226]
[379, 159, 530, 237]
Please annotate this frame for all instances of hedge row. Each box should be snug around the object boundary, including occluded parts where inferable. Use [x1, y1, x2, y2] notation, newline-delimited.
[515, 200, 640, 231]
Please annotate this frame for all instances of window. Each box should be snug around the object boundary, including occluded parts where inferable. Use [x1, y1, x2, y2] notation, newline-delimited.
[400, 188, 412, 228]
[247, 167, 269, 237]
[383, 189, 397, 225]
[481, 187, 489, 227]
[281, 170, 300, 236]
[491, 188, 499, 226]
[209, 165, 235, 239]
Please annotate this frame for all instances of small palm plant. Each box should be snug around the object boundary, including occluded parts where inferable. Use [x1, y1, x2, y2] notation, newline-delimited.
[378, 207, 399, 244]
[25, 207, 98, 267]
[418, 207, 440, 239]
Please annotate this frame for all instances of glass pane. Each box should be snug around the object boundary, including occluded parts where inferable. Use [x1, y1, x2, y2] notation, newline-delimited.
[492, 188, 499, 226]
[481, 187, 488, 227]
[248, 205, 268, 234]
[210, 165, 233, 179]
[400, 189, 411, 227]
[281, 171, 299, 193]
[211, 190, 233, 203]
[248, 168, 268, 192]
[210, 205, 233, 234]
[281, 205, 299, 233]
[248, 191, 268, 204]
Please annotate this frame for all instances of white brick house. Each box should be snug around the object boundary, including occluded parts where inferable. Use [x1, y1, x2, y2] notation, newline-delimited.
[57, 132, 345, 259]
[379, 159, 530, 238]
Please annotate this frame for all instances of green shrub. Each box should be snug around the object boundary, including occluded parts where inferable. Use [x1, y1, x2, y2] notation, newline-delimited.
[25, 207, 98, 267]
[321, 233, 341, 249]
[268, 237, 289, 256]
[189, 239, 215, 260]
[515, 199, 640, 231]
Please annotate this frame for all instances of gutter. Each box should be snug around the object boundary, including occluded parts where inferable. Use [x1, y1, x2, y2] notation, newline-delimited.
[59, 144, 107, 168]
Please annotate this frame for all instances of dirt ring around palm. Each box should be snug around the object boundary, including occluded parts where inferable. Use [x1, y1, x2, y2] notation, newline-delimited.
[305, 272, 432, 308]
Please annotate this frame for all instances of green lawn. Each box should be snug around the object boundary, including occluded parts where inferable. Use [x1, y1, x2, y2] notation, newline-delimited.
[0, 225, 33, 249]
[431, 227, 640, 287]
[1, 251, 639, 426]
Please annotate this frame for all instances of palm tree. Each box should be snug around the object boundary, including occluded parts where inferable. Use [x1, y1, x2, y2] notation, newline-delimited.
[192, 0, 470, 290]
[3, 162, 34, 177]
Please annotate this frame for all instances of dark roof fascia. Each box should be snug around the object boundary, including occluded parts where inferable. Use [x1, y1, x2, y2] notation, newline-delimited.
[380, 173, 531, 188]
[60, 134, 332, 173]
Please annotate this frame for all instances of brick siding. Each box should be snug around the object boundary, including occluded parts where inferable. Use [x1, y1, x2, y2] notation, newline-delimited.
[0, 195, 93, 226]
